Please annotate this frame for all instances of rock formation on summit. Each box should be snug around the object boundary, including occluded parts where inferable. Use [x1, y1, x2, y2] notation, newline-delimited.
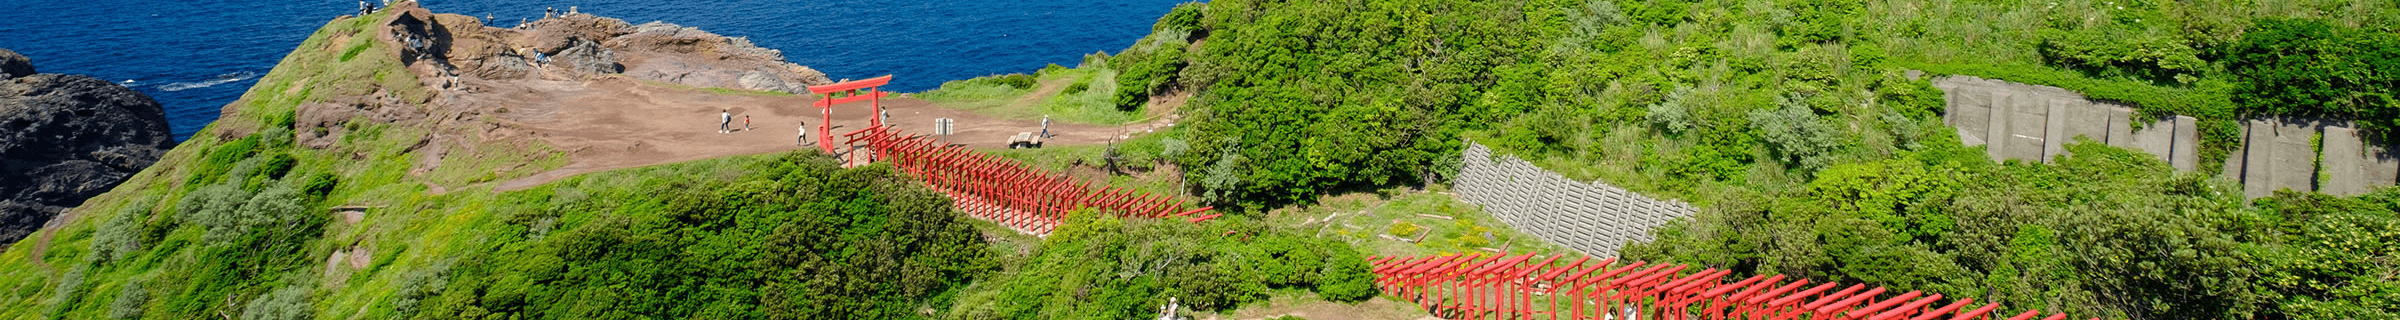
[374, 6, 832, 94]
[0, 48, 177, 246]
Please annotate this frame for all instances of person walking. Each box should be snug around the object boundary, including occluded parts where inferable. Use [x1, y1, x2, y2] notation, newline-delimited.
[1041, 115, 1052, 138]
[798, 123, 810, 146]
[744, 115, 752, 131]
[720, 109, 731, 133]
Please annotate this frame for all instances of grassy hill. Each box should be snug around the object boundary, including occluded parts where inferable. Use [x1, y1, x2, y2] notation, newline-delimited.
[8, 0, 2399, 319]
[0, 9, 1387, 320]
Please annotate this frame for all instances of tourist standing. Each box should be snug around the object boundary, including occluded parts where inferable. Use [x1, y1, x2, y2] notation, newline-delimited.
[743, 115, 752, 131]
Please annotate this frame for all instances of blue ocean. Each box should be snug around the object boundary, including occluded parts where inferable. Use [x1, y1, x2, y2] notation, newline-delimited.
[0, 0, 1189, 140]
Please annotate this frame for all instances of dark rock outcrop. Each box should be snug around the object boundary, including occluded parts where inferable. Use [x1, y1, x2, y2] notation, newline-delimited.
[0, 50, 175, 245]
[0, 49, 33, 80]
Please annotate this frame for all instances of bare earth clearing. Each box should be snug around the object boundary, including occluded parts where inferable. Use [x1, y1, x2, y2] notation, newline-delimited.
[475, 76, 1161, 190]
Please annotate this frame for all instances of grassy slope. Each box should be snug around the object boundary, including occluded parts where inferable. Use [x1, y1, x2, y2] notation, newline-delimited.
[914, 58, 1145, 126]
[0, 11, 570, 319]
[0, 8, 1393, 320]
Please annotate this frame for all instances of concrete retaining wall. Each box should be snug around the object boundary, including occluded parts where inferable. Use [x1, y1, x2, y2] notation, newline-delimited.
[1454, 142, 1694, 257]
[1931, 75, 2399, 197]
[1931, 76, 2201, 170]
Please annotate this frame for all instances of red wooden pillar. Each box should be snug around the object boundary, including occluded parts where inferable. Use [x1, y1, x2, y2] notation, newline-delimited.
[1618, 264, 1685, 318]
[1591, 262, 1653, 320]
[1561, 260, 1623, 320]
[1531, 257, 1593, 320]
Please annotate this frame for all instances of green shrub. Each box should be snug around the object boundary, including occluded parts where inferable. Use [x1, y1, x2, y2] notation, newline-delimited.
[2035, 27, 2207, 85]
[178, 181, 309, 246]
[978, 73, 1039, 90]
[257, 125, 294, 150]
[1311, 245, 1376, 302]
[2227, 18, 2400, 133]
[192, 136, 261, 185]
[107, 278, 147, 320]
[47, 267, 86, 318]
[299, 173, 338, 204]
[1198, 146, 1245, 206]
[1114, 41, 1186, 111]
[1063, 81, 1091, 95]
[1875, 74, 1946, 120]
[1156, 2, 1206, 31]
[256, 153, 298, 181]
[88, 200, 150, 264]
[178, 181, 254, 244]
[1646, 87, 1698, 135]
[1159, 138, 1189, 160]
[1749, 96, 1845, 172]
[389, 261, 450, 318]
[238, 285, 310, 320]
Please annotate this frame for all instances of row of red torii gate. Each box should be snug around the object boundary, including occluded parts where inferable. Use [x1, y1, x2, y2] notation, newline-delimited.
[806, 77, 2092, 320]
[1370, 252, 2101, 320]
[802, 76, 1217, 235]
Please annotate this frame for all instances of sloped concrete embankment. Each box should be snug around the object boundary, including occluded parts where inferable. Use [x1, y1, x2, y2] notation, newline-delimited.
[1452, 141, 1694, 257]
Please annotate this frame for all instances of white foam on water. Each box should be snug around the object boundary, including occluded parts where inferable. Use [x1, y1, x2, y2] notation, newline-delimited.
[158, 71, 256, 92]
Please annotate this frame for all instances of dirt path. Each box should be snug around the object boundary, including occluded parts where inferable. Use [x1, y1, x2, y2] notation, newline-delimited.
[1208, 296, 1437, 320]
[21, 207, 76, 271]
[483, 76, 1161, 191]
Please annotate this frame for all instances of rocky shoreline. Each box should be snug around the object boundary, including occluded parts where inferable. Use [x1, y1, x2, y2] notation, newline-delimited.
[0, 48, 176, 246]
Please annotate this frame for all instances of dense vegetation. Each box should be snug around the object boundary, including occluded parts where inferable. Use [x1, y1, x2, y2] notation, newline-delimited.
[947, 213, 1375, 320]
[1134, 0, 2398, 210]
[1624, 136, 2399, 319]
[1087, 0, 2399, 318]
[2226, 18, 2400, 132]
[12, 1, 2400, 319]
[400, 155, 996, 319]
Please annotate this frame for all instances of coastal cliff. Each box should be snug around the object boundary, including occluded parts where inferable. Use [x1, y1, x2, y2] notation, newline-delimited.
[0, 48, 175, 246]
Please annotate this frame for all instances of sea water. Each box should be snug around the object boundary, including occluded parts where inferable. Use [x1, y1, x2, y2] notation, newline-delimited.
[0, 0, 1187, 140]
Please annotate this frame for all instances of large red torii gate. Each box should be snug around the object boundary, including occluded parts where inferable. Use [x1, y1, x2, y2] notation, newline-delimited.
[1369, 252, 2095, 320]
[806, 75, 894, 153]
[800, 76, 1217, 235]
